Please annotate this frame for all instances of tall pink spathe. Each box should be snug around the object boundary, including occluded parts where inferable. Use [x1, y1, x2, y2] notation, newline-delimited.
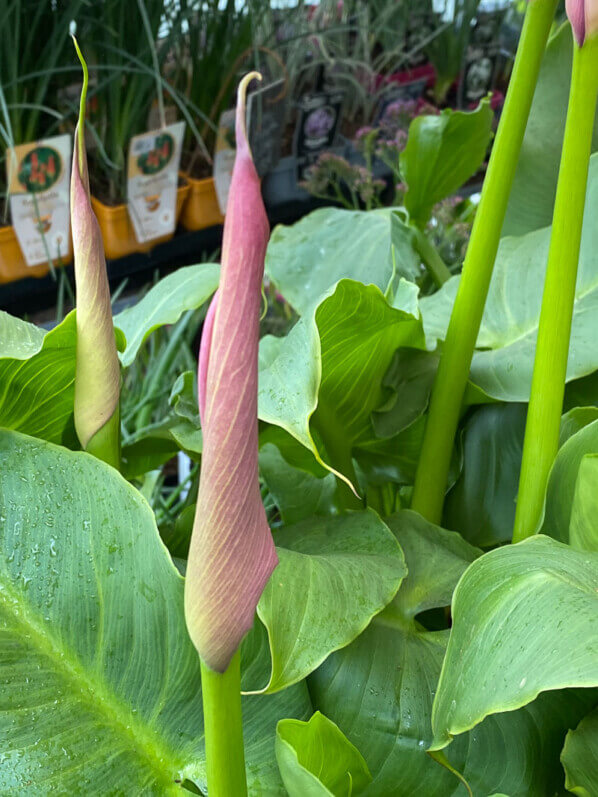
[566, 0, 598, 45]
[184, 73, 278, 673]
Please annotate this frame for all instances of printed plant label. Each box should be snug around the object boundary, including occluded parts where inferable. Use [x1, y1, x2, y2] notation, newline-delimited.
[127, 121, 185, 243]
[6, 133, 72, 267]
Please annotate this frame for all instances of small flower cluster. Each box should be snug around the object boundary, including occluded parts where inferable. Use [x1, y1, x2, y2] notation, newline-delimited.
[301, 97, 439, 210]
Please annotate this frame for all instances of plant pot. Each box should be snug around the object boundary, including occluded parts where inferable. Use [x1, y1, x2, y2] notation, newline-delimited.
[179, 173, 224, 232]
[91, 181, 190, 261]
[0, 224, 72, 285]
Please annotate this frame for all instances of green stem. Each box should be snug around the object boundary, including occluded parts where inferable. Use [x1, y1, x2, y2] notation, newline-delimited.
[513, 36, 598, 543]
[200, 651, 248, 797]
[414, 228, 452, 287]
[410, 0, 558, 524]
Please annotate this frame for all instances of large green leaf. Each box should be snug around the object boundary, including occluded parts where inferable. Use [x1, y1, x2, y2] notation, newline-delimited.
[541, 419, 598, 543]
[251, 511, 405, 694]
[562, 708, 598, 796]
[259, 427, 338, 525]
[0, 310, 45, 357]
[569, 455, 598, 552]
[265, 209, 398, 316]
[444, 404, 527, 547]
[445, 405, 598, 548]
[0, 311, 77, 446]
[431, 536, 598, 751]
[0, 429, 310, 794]
[114, 263, 220, 367]
[401, 100, 493, 228]
[310, 512, 585, 795]
[504, 23, 598, 236]
[421, 156, 598, 401]
[258, 280, 425, 489]
[309, 511, 478, 795]
[276, 712, 372, 796]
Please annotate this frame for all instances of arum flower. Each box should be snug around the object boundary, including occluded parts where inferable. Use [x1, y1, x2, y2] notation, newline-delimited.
[566, 0, 598, 45]
[71, 39, 120, 468]
[185, 73, 278, 673]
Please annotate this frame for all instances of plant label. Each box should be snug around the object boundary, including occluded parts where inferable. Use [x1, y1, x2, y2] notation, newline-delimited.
[6, 133, 72, 267]
[246, 78, 287, 179]
[294, 89, 344, 182]
[459, 9, 507, 107]
[127, 121, 185, 244]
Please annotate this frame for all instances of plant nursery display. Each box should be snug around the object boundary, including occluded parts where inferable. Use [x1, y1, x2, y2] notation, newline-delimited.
[2, 1, 598, 796]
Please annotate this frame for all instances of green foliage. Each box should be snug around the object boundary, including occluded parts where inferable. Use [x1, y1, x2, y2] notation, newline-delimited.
[253, 511, 406, 694]
[421, 155, 598, 401]
[431, 536, 598, 750]
[276, 712, 372, 796]
[401, 100, 493, 228]
[0, 430, 310, 794]
[562, 708, 598, 797]
[504, 23, 598, 236]
[3, 13, 598, 787]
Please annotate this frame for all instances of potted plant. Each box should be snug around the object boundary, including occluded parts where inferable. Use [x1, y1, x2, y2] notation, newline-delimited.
[81, 0, 193, 259]
[172, 0, 273, 231]
[0, 0, 84, 284]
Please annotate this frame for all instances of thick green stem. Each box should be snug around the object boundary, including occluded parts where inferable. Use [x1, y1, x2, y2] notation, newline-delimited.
[201, 650, 248, 797]
[411, 0, 558, 524]
[414, 229, 452, 287]
[513, 37, 598, 543]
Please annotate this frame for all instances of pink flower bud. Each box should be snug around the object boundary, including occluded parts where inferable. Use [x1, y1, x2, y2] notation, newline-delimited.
[71, 42, 120, 458]
[185, 73, 278, 672]
[566, 0, 598, 45]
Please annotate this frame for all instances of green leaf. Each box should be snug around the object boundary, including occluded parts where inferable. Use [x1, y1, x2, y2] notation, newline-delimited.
[258, 280, 425, 487]
[259, 427, 338, 525]
[562, 708, 598, 797]
[0, 429, 310, 794]
[504, 23, 598, 236]
[444, 404, 527, 547]
[121, 372, 203, 478]
[568, 455, 598, 552]
[0, 310, 45, 357]
[276, 712, 372, 796]
[421, 156, 598, 402]
[541, 419, 598, 543]
[114, 263, 220, 367]
[371, 348, 440, 437]
[310, 512, 587, 795]
[251, 510, 406, 694]
[0, 311, 77, 446]
[265, 208, 410, 316]
[431, 536, 598, 751]
[401, 100, 493, 228]
[309, 511, 480, 794]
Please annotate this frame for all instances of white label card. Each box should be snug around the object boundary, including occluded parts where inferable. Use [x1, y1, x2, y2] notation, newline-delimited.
[6, 133, 72, 267]
[126, 121, 185, 244]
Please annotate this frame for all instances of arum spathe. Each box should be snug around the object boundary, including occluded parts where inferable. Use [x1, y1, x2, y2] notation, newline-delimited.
[567, 0, 598, 45]
[185, 72, 278, 673]
[71, 39, 120, 467]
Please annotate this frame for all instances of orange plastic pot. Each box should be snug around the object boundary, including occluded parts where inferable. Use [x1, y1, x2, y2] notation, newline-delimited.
[91, 181, 190, 261]
[179, 173, 224, 231]
[0, 224, 72, 285]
